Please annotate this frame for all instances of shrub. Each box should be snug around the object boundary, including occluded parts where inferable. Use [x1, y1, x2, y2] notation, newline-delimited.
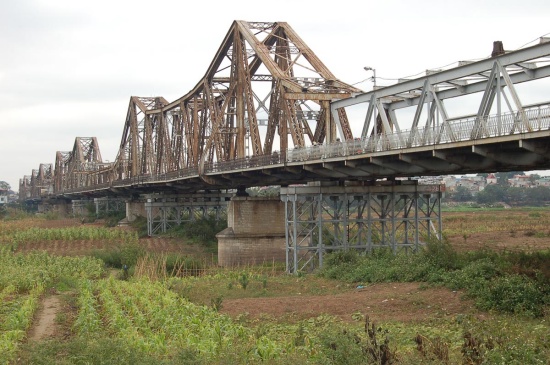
[91, 242, 145, 269]
[164, 216, 227, 246]
[477, 274, 546, 317]
[421, 238, 462, 271]
[323, 249, 361, 267]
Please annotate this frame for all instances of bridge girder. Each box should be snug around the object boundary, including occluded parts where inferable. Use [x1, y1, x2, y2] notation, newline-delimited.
[332, 40, 550, 145]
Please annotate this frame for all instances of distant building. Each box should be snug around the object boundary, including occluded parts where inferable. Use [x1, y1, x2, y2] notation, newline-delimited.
[442, 176, 459, 191]
[456, 175, 485, 194]
[0, 188, 7, 205]
[536, 176, 550, 187]
[508, 174, 532, 188]
[486, 173, 498, 185]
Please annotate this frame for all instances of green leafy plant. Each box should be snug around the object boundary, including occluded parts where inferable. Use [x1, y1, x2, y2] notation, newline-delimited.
[239, 272, 250, 290]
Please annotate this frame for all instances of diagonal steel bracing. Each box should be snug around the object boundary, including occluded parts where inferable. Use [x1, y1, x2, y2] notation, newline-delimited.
[332, 39, 550, 144]
[103, 21, 360, 186]
[20, 26, 550, 200]
[281, 183, 443, 273]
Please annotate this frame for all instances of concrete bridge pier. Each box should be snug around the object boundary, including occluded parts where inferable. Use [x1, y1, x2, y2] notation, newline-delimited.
[126, 199, 146, 223]
[217, 196, 286, 267]
[71, 199, 92, 216]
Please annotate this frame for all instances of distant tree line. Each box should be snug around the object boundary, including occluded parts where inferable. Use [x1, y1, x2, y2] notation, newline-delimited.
[448, 171, 550, 206]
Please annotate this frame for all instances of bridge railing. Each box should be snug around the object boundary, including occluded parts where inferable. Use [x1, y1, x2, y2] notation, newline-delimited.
[59, 104, 550, 195]
[283, 104, 550, 163]
[205, 150, 286, 173]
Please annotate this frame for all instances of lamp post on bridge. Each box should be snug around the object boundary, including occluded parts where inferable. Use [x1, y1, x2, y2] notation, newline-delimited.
[363, 66, 376, 90]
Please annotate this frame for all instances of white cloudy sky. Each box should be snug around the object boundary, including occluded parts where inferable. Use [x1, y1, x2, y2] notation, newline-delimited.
[1, 0, 549, 190]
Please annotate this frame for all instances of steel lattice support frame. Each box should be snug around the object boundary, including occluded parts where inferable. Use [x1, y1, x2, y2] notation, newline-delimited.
[281, 183, 443, 273]
[94, 197, 126, 217]
[144, 192, 231, 236]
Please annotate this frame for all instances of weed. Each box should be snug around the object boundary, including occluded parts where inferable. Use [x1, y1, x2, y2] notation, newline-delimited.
[414, 334, 449, 364]
[461, 331, 493, 365]
[239, 272, 250, 290]
[55, 312, 67, 325]
[210, 296, 223, 311]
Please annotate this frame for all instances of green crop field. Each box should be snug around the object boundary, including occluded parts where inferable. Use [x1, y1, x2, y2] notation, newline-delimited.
[0, 208, 549, 364]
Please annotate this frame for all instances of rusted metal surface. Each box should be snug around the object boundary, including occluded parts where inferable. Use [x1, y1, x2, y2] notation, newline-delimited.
[105, 21, 359, 184]
[24, 20, 359, 198]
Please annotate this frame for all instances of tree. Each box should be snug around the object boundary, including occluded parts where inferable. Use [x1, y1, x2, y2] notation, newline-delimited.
[0, 181, 10, 190]
[495, 171, 524, 186]
[505, 187, 525, 205]
[476, 184, 506, 204]
[529, 174, 541, 183]
[526, 186, 550, 206]
[451, 186, 473, 202]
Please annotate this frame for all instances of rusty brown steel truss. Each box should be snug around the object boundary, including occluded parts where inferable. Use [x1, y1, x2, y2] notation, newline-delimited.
[50, 137, 108, 195]
[26, 163, 54, 198]
[22, 20, 361, 198]
[111, 21, 360, 181]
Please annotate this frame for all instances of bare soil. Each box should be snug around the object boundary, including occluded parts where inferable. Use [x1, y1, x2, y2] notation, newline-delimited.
[221, 283, 479, 323]
[28, 295, 62, 342]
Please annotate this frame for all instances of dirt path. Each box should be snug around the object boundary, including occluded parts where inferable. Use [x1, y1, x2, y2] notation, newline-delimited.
[28, 295, 62, 341]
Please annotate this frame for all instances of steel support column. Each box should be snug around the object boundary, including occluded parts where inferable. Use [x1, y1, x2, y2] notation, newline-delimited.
[94, 197, 125, 217]
[281, 183, 443, 273]
[144, 192, 231, 236]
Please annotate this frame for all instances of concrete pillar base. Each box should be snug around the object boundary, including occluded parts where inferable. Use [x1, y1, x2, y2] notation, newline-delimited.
[126, 200, 146, 222]
[217, 196, 285, 267]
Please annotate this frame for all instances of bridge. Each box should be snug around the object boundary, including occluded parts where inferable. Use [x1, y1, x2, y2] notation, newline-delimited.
[18, 21, 550, 271]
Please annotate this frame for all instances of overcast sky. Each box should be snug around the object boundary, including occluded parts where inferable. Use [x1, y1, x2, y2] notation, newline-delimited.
[1, 0, 550, 191]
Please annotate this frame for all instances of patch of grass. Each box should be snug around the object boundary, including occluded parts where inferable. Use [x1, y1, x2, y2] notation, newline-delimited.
[168, 271, 348, 307]
[16, 338, 161, 365]
[54, 275, 79, 292]
[319, 243, 550, 317]
[90, 241, 146, 269]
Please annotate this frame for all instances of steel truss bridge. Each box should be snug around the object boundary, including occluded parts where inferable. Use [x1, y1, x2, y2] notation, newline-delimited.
[17, 21, 550, 270]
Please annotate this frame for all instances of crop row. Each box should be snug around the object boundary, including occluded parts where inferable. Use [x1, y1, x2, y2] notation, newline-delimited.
[1, 226, 138, 247]
[0, 250, 105, 364]
[72, 277, 299, 361]
[0, 284, 44, 363]
[0, 251, 104, 291]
